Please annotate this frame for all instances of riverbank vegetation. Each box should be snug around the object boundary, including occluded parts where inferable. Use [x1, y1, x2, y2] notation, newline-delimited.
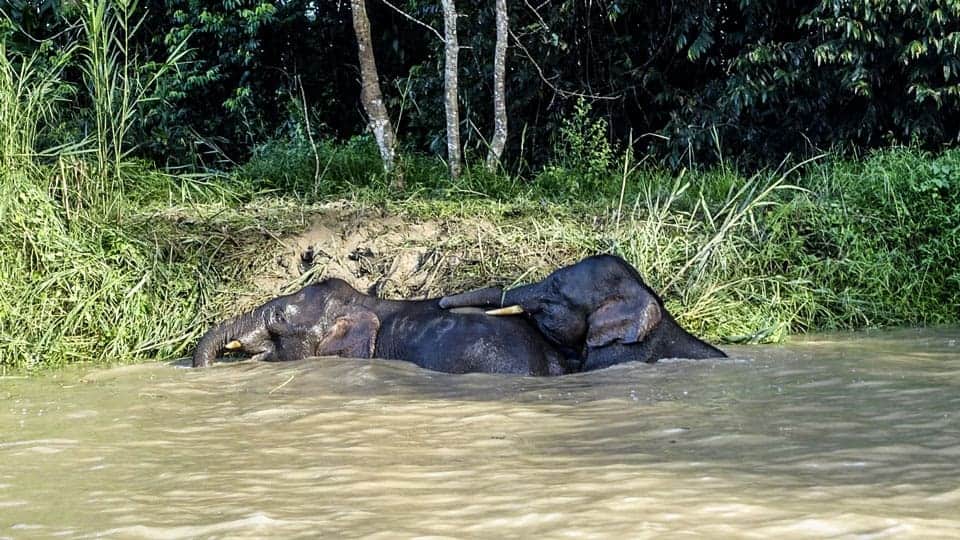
[2, 0, 959, 372]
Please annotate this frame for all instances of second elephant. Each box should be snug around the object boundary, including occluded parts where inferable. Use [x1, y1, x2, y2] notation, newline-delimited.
[192, 278, 578, 375]
[439, 255, 726, 370]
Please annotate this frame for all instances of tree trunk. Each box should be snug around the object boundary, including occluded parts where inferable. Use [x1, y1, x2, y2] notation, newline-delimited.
[350, 0, 399, 183]
[486, 0, 508, 171]
[441, 0, 461, 179]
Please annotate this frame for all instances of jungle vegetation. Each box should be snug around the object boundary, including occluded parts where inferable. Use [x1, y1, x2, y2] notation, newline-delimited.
[1, 0, 959, 371]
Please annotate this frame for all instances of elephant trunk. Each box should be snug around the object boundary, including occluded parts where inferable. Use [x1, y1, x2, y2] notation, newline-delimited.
[191, 306, 273, 367]
[439, 286, 506, 309]
[655, 318, 727, 360]
[192, 318, 234, 368]
[440, 282, 544, 313]
[681, 333, 727, 359]
[500, 283, 541, 308]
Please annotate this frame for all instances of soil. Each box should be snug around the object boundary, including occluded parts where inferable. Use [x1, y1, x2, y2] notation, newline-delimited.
[247, 203, 513, 302]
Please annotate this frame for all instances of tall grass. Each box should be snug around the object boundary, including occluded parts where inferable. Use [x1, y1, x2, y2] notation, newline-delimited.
[0, 2, 204, 373]
[610, 162, 811, 343]
[80, 0, 189, 207]
[785, 149, 960, 328]
[611, 149, 960, 340]
[0, 42, 74, 169]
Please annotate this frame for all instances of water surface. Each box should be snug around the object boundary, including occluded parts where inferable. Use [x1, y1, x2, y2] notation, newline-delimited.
[3, 329, 959, 538]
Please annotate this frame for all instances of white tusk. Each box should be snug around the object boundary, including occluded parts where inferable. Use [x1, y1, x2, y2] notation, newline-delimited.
[485, 305, 524, 316]
[225, 340, 243, 350]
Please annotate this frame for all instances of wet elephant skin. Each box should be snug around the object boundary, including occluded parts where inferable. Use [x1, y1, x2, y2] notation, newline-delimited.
[192, 278, 578, 376]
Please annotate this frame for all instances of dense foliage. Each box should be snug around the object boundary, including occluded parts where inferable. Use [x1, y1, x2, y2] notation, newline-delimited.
[3, 0, 959, 168]
[2, 1, 960, 372]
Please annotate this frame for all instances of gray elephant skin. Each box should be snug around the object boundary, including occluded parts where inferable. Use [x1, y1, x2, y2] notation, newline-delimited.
[439, 254, 726, 370]
[192, 278, 577, 375]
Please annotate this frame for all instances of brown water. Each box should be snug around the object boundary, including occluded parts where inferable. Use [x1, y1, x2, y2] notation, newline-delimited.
[2, 329, 960, 539]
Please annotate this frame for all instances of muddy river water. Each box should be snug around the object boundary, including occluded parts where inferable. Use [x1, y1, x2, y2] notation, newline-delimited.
[2, 329, 960, 538]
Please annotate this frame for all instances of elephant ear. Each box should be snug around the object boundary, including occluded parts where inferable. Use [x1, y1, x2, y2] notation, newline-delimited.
[586, 295, 662, 348]
[315, 311, 380, 359]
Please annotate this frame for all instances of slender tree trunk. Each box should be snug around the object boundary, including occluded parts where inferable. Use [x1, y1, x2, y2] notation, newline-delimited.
[441, 0, 461, 179]
[350, 0, 399, 181]
[486, 0, 508, 170]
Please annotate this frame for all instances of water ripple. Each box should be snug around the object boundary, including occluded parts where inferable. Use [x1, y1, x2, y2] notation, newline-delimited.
[1, 329, 959, 537]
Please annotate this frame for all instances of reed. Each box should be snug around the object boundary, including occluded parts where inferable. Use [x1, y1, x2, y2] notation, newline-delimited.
[0, 2, 201, 372]
[80, 0, 189, 207]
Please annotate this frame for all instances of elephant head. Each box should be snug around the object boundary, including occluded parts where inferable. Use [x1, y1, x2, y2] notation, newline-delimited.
[192, 278, 380, 367]
[439, 255, 725, 369]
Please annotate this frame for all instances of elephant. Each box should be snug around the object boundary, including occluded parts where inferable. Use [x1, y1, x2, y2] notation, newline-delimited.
[439, 255, 726, 371]
[192, 278, 578, 375]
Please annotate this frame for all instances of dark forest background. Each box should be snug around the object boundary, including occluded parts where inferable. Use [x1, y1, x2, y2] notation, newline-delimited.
[5, 0, 959, 171]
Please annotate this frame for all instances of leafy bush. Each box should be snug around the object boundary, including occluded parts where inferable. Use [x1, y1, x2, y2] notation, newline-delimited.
[783, 149, 960, 328]
[535, 100, 618, 198]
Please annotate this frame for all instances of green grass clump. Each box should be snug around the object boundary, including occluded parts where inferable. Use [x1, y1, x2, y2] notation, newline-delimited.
[0, 160, 310, 372]
[784, 149, 960, 328]
[0, 25, 241, 372]
[0, 187, 197, 370]
[1, 8, 190, 372]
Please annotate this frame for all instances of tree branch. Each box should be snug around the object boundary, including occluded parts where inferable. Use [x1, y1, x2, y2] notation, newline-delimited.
[378, 0, 443, 41]
[509, 29, 620, 101]
[523, 0, 550, 32]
